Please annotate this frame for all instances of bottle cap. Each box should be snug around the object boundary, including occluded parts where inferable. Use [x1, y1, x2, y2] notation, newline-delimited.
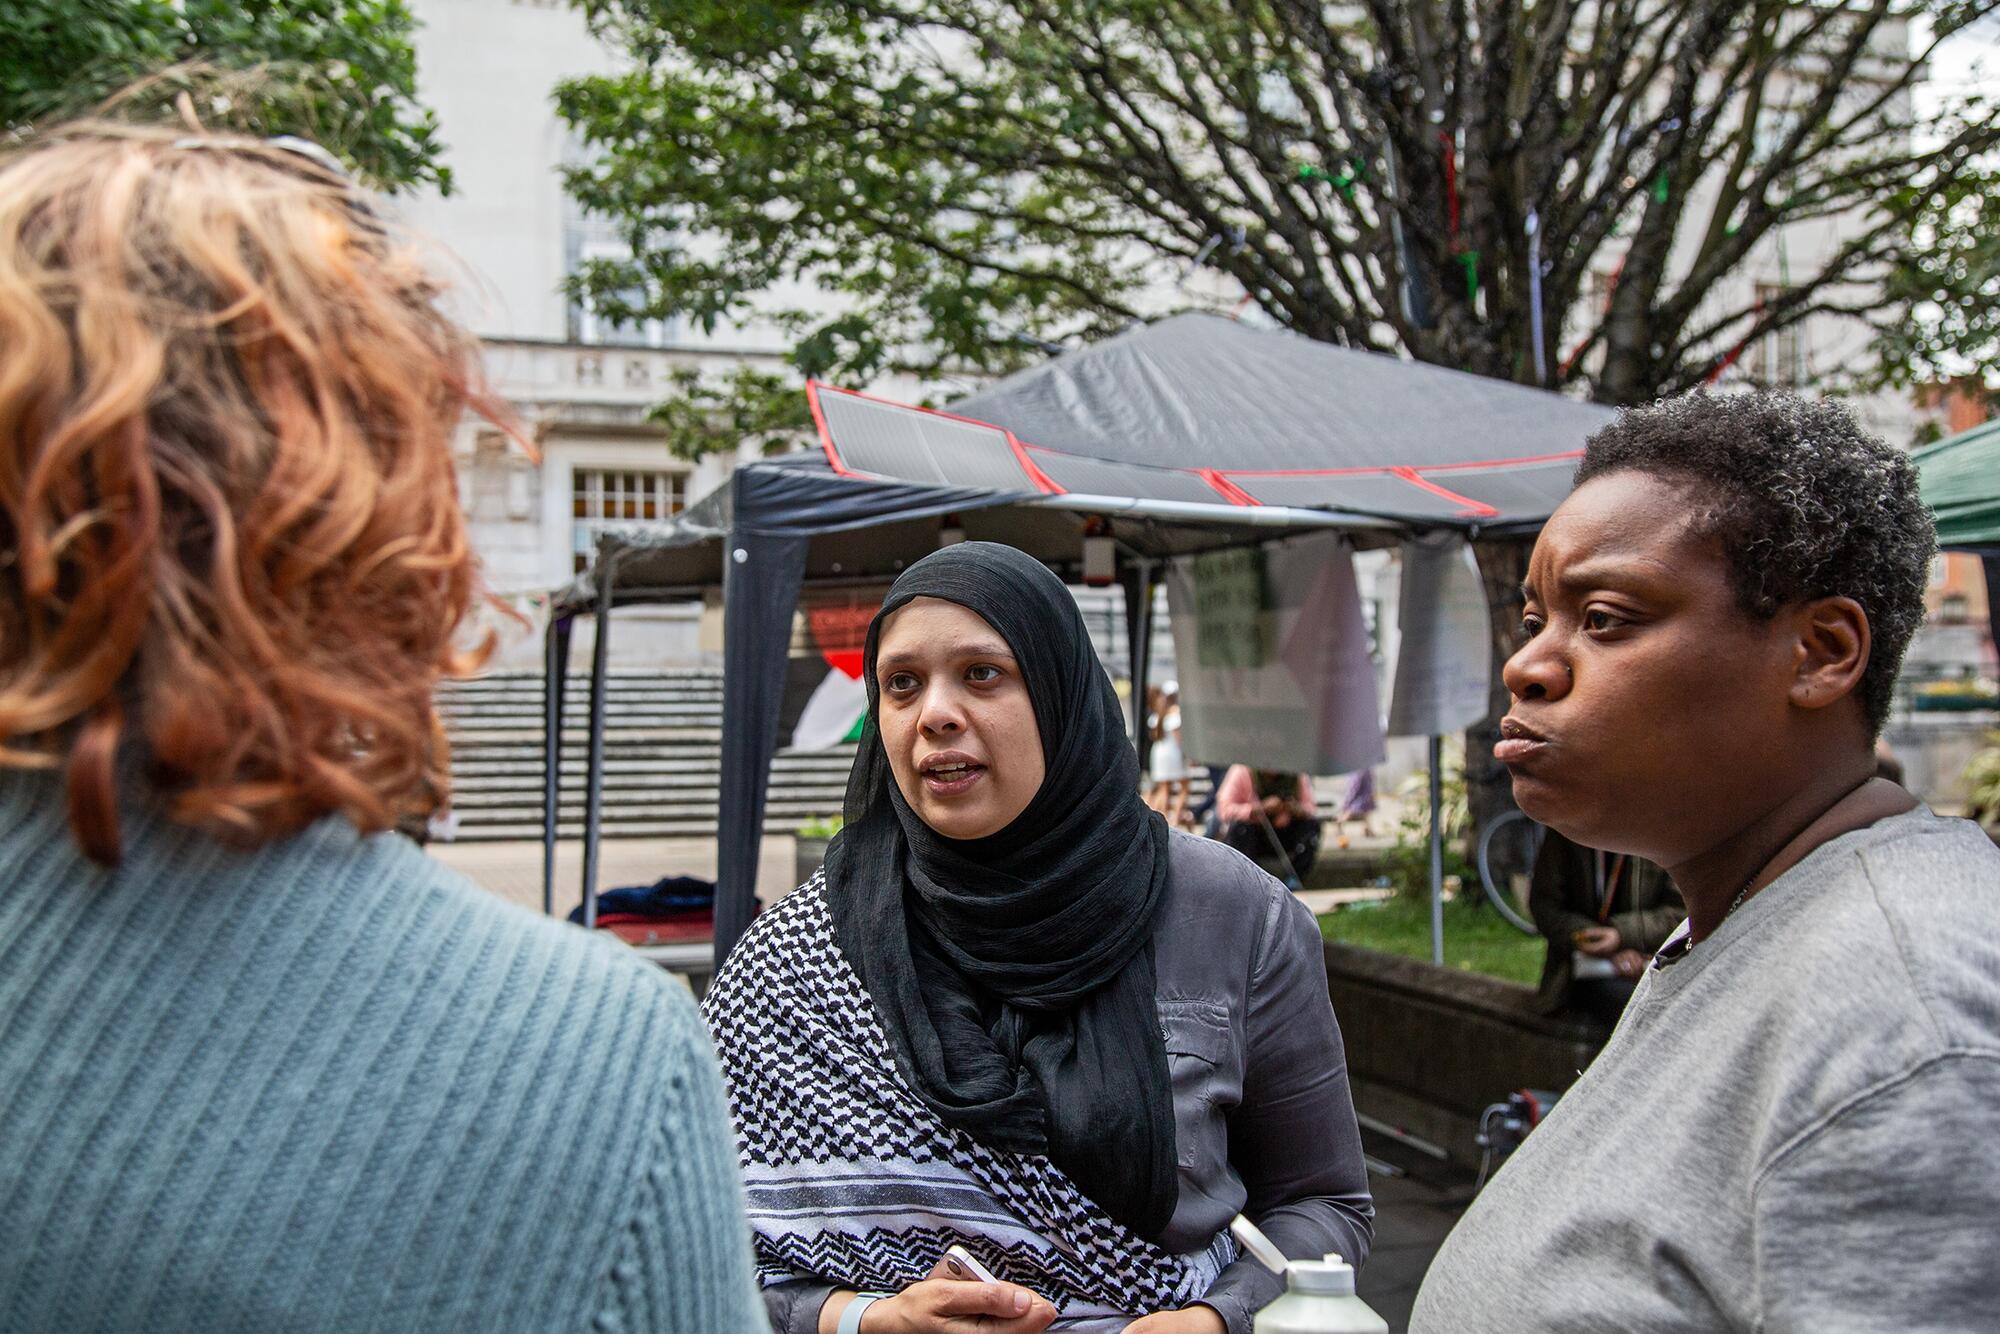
[1227, 1214, 1288, 1275]
[1286, 1253, 1357, 1296]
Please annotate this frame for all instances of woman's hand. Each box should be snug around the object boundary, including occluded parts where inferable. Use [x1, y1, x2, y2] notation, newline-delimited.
[859, 1278, 1058, 1333]
[1611, 947, 1648, 977]
[1123, 1306, 1226, 1333]
[1572, 925, 1621, 957]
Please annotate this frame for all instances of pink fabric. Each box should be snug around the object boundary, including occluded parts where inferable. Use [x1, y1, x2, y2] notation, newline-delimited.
[1215, 766, 1315, 825]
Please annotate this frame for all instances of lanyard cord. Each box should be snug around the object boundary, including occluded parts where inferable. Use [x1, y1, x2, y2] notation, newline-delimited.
[1594, 852, 1628, 923]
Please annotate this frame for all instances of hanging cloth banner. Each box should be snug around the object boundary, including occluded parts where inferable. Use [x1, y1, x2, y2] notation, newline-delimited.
[1387, 533, 1494, 737]
[1166, 534, 1385, 774]
[779, 586, 887, 751]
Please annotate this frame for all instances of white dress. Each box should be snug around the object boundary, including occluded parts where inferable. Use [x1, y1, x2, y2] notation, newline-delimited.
[1149, 708, 1189, 782]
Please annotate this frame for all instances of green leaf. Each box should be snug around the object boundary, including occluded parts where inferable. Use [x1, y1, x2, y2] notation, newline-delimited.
[2, 0, 448, 193]
[555, 0, 2000, 424]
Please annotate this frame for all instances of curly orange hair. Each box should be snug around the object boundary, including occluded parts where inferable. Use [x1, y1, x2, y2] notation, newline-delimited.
[0, 124, 511, 863]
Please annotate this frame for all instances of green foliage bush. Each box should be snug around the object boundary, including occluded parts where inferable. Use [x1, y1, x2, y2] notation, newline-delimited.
[1384, 739, 1476, 902]
[2, 0, 447, 193]
[1964, 734, 2000, 831]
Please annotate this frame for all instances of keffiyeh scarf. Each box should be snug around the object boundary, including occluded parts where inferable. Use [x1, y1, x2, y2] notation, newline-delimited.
[702, 875, 1233, 1329]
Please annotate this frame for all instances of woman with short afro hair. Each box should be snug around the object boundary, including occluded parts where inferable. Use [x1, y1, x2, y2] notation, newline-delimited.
[1413, 392, 2000, 1332]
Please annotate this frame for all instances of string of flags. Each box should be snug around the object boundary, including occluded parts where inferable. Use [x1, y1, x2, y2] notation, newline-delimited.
[1246, 107, 1708, 352]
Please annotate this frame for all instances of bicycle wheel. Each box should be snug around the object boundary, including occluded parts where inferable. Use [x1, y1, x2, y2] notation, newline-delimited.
[1476, 810, 1544, 935]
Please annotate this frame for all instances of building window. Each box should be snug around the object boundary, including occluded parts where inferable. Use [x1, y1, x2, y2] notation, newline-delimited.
[1749, 285, 1806, 388]
[569, 239, 675, 348]
[573, 468, 685, 572]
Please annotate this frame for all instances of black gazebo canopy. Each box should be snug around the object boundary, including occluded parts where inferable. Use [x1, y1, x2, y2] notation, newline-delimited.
[543, 314, 1616, 966]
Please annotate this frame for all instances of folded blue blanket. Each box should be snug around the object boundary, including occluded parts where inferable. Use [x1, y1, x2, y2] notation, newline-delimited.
[568, 874, 715, 924]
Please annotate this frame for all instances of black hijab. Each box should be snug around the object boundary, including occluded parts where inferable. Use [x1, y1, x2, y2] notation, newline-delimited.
[823, 542, 1179, 1240]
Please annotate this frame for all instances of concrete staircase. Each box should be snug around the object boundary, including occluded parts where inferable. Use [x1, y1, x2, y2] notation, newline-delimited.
[438, 671, 854, 842]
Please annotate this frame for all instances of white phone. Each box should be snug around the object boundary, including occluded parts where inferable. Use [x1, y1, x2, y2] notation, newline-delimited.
[939, 1244, 1001, 1284]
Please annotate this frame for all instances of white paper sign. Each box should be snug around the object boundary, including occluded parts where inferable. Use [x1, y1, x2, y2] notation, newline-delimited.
[1166, 534, 1385, 774]
[1387, 533, 1493, 737]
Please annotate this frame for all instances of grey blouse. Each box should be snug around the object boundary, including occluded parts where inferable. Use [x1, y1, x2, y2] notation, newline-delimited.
[762, 831, 1375, 1334]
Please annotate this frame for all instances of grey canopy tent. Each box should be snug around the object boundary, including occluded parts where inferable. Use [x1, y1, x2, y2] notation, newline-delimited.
[1912, 418, 2000, 644]
[541, 313, 1615, 969]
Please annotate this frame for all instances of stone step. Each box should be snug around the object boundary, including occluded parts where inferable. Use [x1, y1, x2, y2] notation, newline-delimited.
[449, 766, 854, 789]
[442, 678, 722, 696]
[449, 752, 856, 773]
[441, 706, 724, 724]
[446, 746, 856, 770]
[449, 728, 727, 746]
[441, 671, 722, 692]
[449, 782, 848, 810]
[447, 819, 816, 842]
[441, 700, 724, 715]
[446, 735, 728, 752]
[449, 810, 842, 837]
[436, 669, 851, 841]
[453, 796, 844, 820]
[445, 669, 724, 683]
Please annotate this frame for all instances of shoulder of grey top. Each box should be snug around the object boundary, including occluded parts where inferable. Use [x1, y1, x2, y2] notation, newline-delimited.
[1167, 828, 1293, 911]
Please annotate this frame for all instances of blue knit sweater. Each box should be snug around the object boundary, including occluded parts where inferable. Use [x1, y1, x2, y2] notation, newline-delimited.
[0, 771, 766, 1333]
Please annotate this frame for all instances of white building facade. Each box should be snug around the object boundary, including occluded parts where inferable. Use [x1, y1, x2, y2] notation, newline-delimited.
[401, 0, 824, 666]
[400, 0, 1938, 675]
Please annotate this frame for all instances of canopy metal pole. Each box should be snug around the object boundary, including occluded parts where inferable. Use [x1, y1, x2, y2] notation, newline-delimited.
[713, 526, 813, 970]
[540, 612, 575, 918]
[1032, 493, 1399, 533]
[1126, 558, 1156, 765]
[579, 568, 613, 932]
[1984, 556, 2000, 665]
[1428, 734, 1445, 965]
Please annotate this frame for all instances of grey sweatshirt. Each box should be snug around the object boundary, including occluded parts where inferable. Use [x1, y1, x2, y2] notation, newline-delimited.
[1412, 807, 2000, 1333]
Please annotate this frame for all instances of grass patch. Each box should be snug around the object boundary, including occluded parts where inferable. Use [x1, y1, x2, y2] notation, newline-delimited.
[1318, 894, 1547, 987]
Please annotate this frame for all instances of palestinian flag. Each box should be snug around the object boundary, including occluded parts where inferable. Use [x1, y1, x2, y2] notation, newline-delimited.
[777, 589, 884, 751]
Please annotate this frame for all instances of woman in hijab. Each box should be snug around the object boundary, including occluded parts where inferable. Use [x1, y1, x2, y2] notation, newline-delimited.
[702, 543, 1373, 1334]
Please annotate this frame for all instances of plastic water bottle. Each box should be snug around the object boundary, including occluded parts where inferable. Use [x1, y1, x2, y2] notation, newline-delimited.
[1230, 1215, 1388, 1334]
[1252, 1253, 1388, 1334]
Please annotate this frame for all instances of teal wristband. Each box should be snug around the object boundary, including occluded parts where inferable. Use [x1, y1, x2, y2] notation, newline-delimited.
[837, 1293, 887, 1334]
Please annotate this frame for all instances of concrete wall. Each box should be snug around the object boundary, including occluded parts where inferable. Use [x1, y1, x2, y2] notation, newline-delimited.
[396, 0, 615, 342]
[1323, 942, 1604, 1168]
[1882, 711, 1998, 811]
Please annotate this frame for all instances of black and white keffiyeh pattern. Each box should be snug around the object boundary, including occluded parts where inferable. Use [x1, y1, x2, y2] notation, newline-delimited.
[702, 874, 1233, 1327]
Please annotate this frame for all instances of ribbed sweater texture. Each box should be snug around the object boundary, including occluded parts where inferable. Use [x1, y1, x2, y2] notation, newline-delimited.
[0, 772, 766, 1333]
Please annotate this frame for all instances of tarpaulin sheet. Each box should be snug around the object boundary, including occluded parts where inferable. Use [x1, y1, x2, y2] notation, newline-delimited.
[1164, 535, 1386, 774]
[941, 312, 1614, 527]
[547, 314, 1616, 966]
[1915, 416, 2000, 553]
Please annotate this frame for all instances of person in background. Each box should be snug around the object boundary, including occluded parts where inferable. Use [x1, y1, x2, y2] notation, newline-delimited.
[1147, 681, 1193, 829]
[0, 124, 763, 1332]
[1143, 683, 1168, 812]
[1329, 768, 1377, 849]
[1873, 736, 1905, 785]
[703, 544, 1372, 1334]
[1188, 763, 1233, 832]
[1527, 829, 1683, 1025]
[1413, 394, 2000, 1331]
[1213, 766, 1321, 884]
